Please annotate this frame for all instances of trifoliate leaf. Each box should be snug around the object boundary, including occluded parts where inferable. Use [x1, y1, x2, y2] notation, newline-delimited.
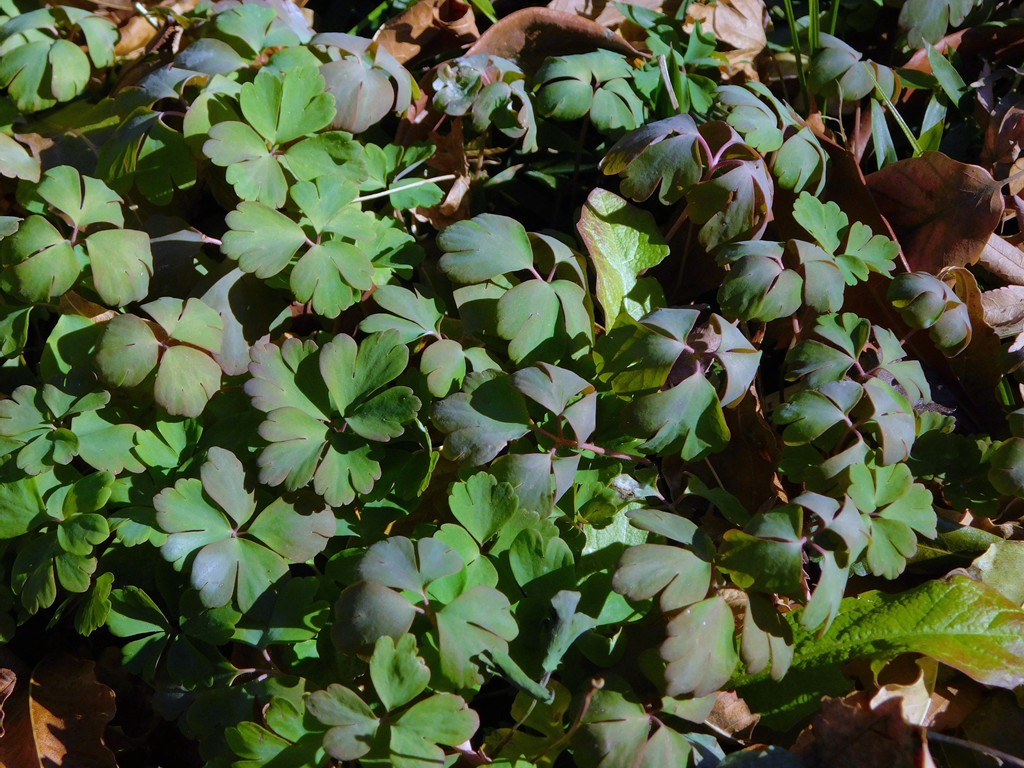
[718, 507, 805, 597]
[239, 66, 335, 146]
[390, 692, 479, 768]
[600, 114, 704, 204]
[222, 201, 307, 277]
[155, 448, 333, 610]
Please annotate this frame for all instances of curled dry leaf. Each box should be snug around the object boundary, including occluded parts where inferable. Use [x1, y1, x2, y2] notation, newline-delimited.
[0, 669, 15, 738]
[0, 655, 117, 768]
[866, 152, 1004, 273]
[466, 8, 644, 74]
[981, 285, 1024, 338]
[375, 0, 479, 65]
[686, 0, 767, 80]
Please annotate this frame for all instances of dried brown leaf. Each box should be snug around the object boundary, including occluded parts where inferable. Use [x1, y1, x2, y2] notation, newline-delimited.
[708, 691, 760, 741]
[465, 8, 644, 74]
[866, 152, 1004, 273]
[0, 656, 117, 768]
[981, 99, 1024, 187]
[792, 693, 936, 768]
[981, 285, 1024, 337]
[375, 0, 479, 64]
[546, 0, 668, 29]
[941, 266, 1005, 426]
[686, 0, 766, 80]
[980, 233, 1024, 286]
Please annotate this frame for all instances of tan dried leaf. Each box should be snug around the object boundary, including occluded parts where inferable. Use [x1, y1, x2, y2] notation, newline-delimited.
[686, 0, 766, 80]
[375, 0, 479, 64]
[980, 233, 1024, 286]
[981, 285, 1024, 337]
[707, 691, 760, 741]
[0, 656, 117, 768]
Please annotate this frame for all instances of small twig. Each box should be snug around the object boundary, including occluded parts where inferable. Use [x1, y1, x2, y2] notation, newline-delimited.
[926, 731, 1024, 767]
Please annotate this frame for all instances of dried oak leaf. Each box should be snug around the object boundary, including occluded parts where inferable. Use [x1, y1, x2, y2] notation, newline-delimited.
[865, 152, 1004, 273]
[0, 655, 116, 768]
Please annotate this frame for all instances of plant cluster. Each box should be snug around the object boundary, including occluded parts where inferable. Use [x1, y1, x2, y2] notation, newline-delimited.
[2, 0, 1024, 765]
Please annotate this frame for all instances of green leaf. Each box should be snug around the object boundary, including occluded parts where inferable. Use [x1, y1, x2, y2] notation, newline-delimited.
[390, 693, 479, 768]
[433, 373, 531, 466]
[222, 201, 307, 277]
[370, 634, 430, 711]
[307, 684, 379, 761]
[96, 314, 159, 387]
[899, 0, 982, 47]
[577, 188, 670, 327]
[496, 280, 561, 363]
[154, 345, 222, 418]
[106, 586, 173, 678]
[1, 216, 80, 302]
[624, 373, 730, 460]
[360, 536, 462, 596]
[437, 214, 533, 284]
[573, 687, 694, 768]
[662, 595, 739, 697]
[0, 132, 39, 181]
[204, 122, 289, 208]
[156, 448, 333, 610]
[600, 115, 704, 204]
[449, 473, 519, 547]
[718, 507, 805, 598]
[612, 543, 711, 613]
[85, 229, 152, 306]
[436, 585, 518, 688]
[239, 66, 335, 146]
[737, 575, 1024, 729]
[334, 579, 418, 653]
[21, 166, 124, 229]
